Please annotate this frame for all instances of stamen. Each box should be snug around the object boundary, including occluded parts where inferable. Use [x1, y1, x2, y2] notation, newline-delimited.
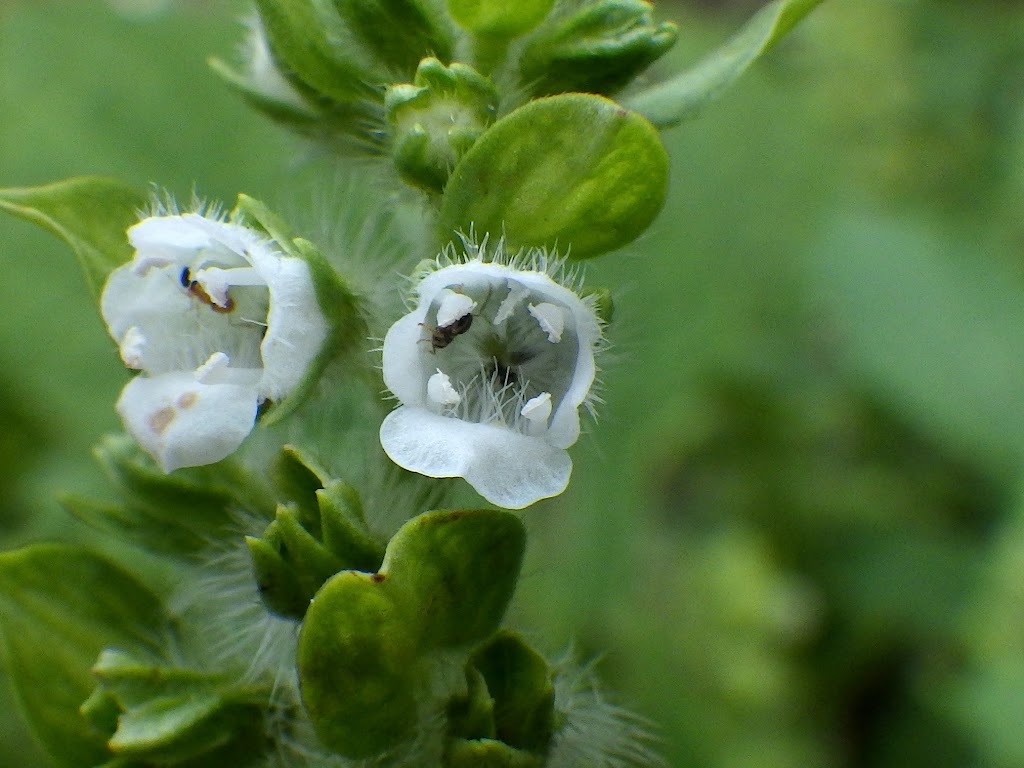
[119, 326, 146, 369]
[521, 392, 552, 435]
[436, 288, 476, 327]
[528, 302, 565, 343]
[427, 369, 461, 408]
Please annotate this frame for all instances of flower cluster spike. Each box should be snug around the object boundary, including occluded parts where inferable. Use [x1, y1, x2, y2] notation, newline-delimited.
[247, 447, 385, 620]
[386, 57, 499, 193]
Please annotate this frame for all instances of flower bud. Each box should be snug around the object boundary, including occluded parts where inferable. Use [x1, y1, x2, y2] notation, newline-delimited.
[386, 58, 498, 193]
[520, 0, 678, 98]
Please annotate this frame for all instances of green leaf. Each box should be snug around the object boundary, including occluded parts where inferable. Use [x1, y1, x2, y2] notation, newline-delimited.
[0, 544, 166, 767]
[332, 0, 455, 76]
[448, 0, 554, 38]
[622, 0, 825, 127]
[297, 570, 421, 758]
[384, 509, 526, 648]
[207, 56, 321, 131]
[439, 93, 668, 259]
[0, 177, 147, 298]
[70, 433, 267, 557]
[253, 0, 370, 104]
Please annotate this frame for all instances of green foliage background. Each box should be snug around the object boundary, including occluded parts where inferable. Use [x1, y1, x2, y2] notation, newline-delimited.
[2, 1, 1024, 766]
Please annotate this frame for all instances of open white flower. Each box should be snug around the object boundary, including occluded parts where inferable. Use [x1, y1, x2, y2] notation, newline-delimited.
[101, 210, 327, 471]
[379, 243, 603, 509]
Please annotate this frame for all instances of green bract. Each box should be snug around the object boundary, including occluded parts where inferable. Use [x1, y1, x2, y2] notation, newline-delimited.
[87, 650, 269, 765]
[520, 0, 678, 98]
[445, 632, 556, 766]
[439, 93, 669, 259]
[297, 509, 526, 759]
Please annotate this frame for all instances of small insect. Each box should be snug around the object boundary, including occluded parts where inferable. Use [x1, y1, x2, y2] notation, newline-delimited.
[420, 312, 473, 352]
[180, 267, 234, 314]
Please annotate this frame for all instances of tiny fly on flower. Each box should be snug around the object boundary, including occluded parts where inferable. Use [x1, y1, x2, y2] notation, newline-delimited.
[420, 312, 474, 352]
[180, 267, 235, 314]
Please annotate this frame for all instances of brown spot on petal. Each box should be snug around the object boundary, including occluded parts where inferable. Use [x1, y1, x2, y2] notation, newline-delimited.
[177, 391, 199, 409]
[149, 407, 176, 434]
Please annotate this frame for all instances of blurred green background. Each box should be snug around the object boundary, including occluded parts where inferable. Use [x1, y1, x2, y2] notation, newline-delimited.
[3, 0, 1024, 766]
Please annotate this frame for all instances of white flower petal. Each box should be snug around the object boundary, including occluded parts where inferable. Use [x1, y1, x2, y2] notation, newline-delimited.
[380, 407, 572, 509]
[382, 312, 432, 406]
[528, 302, 565, 343]
[252, 248, 328, 401]
[116, 373, 259, 472]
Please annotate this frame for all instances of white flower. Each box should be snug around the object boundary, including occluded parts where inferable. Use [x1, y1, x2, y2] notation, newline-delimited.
[101, 210, 327, 471]
[379, 243, 603, 509]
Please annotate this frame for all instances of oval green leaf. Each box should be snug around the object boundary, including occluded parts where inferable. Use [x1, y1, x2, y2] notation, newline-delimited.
[384, 509, 526, 648]
[297, 570, 420, 758]
[439, 94, 668, 259]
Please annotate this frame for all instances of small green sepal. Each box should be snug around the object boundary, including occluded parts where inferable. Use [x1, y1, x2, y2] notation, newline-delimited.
[521, 0, 678, 98]
[439, 93, 669, 259]
[0, 177, 147, 299]
[250, 447, 385, 619]
[386, 58, 498, 193]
